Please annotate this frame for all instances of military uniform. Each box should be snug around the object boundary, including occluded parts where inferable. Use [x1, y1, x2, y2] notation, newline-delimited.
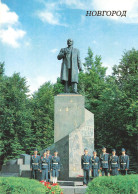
[51, 155, 60, 178]
[30, 154, 40, 179]
[46, 149, 52, 182]
[109, 149, 120, 176]
[81, 149, 91, 185]
[91, 155, 100, 177]
[119, 148, 129, 175]
[100, 148, 109, 176]
[40, 155, 50, 181]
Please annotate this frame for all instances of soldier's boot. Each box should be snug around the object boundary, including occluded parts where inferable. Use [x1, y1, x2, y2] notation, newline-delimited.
[55, 177, 57, 183]
[53, 177, 56, 183]
[72, 82, 77, 93]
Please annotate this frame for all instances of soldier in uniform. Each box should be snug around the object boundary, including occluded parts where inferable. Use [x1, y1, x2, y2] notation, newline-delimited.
[91, 150, 100, 178]
[81, 148, 91, 186]
[119, 148, 129, 175]
[40, 150, 50, 182]
[46, 148, 52, 182]
[100, 147, 109, 176]
[30, 148, 40, 179]
[51, 150, 60, 184]
[109, 149, 120, 176]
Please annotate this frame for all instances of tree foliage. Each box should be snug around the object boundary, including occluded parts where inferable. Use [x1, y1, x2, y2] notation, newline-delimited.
[30, 82, 54, 153]
[0, 65, 33, 165]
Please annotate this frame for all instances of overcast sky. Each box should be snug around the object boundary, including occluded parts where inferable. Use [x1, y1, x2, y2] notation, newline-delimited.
[0, 0, 138, 94]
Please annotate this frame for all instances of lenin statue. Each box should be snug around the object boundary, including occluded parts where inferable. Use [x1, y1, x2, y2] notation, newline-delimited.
[57, 39, 82, 93]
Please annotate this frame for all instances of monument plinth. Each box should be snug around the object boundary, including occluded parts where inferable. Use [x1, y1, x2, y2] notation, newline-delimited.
[54, 94, 85, 143]
[42, 94, 94, 180]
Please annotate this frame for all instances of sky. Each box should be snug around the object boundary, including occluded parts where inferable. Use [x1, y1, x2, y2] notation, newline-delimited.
[0, 0, 138, 94]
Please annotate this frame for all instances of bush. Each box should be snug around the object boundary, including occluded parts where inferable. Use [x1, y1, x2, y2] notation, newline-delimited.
[0, 177, 63, 194]
[86, 175, 138, 194]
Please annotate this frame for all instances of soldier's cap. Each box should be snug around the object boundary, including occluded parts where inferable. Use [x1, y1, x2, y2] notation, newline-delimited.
[43, 150, 47, 154]
[84, 148, 88, 151]
[121, 148, 125, 152]
[54, 150, 58, 153]
[46, 148, 50, 151]
[112, 149, 116, 152]
[102, 146, 106, 149]
[93, 150, 97, 153]
[34, 148, 38, 152]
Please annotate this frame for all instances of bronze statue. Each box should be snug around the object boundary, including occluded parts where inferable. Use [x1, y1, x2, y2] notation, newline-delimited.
[57, 39, 82, 93]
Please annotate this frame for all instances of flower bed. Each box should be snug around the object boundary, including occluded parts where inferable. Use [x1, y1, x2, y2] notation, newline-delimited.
[0, 177, 63, 194]
[40, 181, 63, 194]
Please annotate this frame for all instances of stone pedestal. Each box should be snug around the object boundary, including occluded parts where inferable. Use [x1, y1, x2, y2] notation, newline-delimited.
[41, 94, 94, 180]
[54, 94, 85, 143]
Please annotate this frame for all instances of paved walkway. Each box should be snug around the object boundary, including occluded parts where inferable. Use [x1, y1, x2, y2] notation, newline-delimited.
[61, 186, 87, 194]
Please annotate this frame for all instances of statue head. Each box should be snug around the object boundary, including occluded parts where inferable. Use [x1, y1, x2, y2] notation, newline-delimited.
[67, 39, 73, 46]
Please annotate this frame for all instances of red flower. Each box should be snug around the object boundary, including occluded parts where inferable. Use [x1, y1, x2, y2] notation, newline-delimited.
[45, 182, 50, 184]
[42, 181, 50, 186]
[40, 181, 45, 185]
[52, 183, 58, 186]
[48, 186, 51, 189]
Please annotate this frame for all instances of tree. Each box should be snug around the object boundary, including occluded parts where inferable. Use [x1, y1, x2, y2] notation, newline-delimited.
[112, 49, 138, 146]
[78, 47, 107, 111]
[30, 82, 54, 153]
[0, 66, 33, 166]
[0, 62, 5, 78]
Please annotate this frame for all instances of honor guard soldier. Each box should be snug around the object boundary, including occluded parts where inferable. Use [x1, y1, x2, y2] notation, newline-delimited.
[109, 149, 120, 176]
[100, 147, 109, 176]
[119, 148, 129, 175]
[81, 148, 91, 186]
[46, 148, 52, 182]
[30, 148, 40, 179]
[91, 150, 100, 178]
[51, 150, 60, 184]
[40, 150, 50, 182]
